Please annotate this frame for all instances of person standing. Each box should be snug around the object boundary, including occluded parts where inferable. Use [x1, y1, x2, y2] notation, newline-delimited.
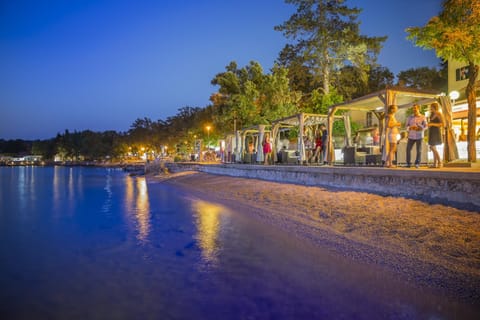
[310, 132, 323, 163]
[319, 124, 328, 165]
[384, 105, 401, 168]
[405, 104, 427, 168]
[263, 133, 272, 165]
[353, 131, 361, 146]
[303, 131, 313, 164]
[427, 102, 445, 168]
[372, 124, 380, 146]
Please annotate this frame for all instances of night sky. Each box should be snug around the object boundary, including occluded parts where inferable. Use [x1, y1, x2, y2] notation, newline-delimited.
[0, 0, 441, 140]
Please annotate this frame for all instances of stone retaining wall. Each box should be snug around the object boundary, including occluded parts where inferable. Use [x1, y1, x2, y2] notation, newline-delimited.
[158, 162, 480, 211]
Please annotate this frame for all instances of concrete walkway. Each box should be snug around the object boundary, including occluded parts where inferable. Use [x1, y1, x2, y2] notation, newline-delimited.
[159, 161, 480, 211]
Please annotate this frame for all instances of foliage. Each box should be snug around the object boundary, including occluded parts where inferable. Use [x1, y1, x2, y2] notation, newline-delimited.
[275, 0, 386, 95]
[51, 130, 125, 161]
[302, 88, 343, 114]
[366, 66, 396, 95]
[31, 139, 56, 159]
[276, 44, 319, 96]
[406, 0, 479, 161]
[0, 139, 32, 156]
[397, 66, 446, 91]
[210, 61, 300, 133]
[334, 66, 369, 100]
[332, 118, 361, 137]
[333, 65, 397, 100]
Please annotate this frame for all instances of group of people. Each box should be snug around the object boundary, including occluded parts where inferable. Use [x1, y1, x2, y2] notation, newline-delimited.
[262, 124, 328, 165]
[384, 102, 444, 168]
[303, 124, 328, 165]
[262, 102, 445, 168]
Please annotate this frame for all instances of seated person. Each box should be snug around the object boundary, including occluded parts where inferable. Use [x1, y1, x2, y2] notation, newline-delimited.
[372, 125, 380, 146]
[247, 142, 254, 153]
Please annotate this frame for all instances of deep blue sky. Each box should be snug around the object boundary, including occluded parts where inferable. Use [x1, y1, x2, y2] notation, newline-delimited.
[0, 0, 441, 140]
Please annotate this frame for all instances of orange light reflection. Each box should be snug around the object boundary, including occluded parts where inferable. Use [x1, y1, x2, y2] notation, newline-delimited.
[192, 200, 222, 263]
[125, 176, 151, 243]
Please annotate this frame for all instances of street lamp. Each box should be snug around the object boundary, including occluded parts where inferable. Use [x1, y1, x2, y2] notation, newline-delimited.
[449, 90, 459, 105]
[206, 126, 211, 149]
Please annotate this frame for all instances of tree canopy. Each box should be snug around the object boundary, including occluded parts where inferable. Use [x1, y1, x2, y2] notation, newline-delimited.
[275, 0, 387, 95]
[397, 66, 446, 91]
[210, 61, 300, 132]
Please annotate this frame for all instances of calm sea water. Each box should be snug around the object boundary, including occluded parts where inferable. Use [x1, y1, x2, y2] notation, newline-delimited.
[0, 166, 477, 319]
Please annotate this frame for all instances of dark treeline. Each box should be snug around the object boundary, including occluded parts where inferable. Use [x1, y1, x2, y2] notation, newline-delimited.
[0, 106, 214, 161]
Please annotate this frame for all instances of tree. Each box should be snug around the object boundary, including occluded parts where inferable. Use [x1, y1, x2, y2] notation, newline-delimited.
[334, 65, 368, 100]
[0, 139, 31, 156]
[276, 44, 318, 96]
[368, 66, 395, 92]
[396, 66, 446, 91]
[407, 0, 480, 162]
[166, 106, 203, 147]
[211, 61, 300, 132]
[306, 88, 343, 114]
[32, 139, 56, 159]
[128, 117, 155, 152]
[275, 0, 386, 95]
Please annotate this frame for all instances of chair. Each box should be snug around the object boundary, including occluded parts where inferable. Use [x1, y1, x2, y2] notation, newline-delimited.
[344, 146, 367, 166]
[354, 151, 367, 165]
[280, 150, 299, 164]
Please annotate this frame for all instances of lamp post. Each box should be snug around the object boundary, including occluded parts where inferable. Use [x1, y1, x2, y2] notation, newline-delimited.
[206, 126, 211, 149]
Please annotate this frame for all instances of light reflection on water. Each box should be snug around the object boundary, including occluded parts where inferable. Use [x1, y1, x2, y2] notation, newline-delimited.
[17, 166, 28, 213]
[192, 200, 223, 264]
[101, 171, 112, 214]
[13, 166, 40, 215]
[53, 165, 61, 211]
[52, 166, 83, 216]
[69, 167, 75, 203]
[124, 175, 151, 242]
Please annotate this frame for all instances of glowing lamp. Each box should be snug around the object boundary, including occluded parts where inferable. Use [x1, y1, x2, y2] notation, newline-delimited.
[449, 90, 459, 101]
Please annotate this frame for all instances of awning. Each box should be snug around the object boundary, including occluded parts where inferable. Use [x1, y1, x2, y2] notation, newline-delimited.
[327, 86, 442, 164]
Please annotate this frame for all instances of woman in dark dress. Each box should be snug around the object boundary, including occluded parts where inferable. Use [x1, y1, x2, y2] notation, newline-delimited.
[428, 102, 444, 168]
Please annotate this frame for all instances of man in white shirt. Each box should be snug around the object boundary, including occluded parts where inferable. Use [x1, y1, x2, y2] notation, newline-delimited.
[405, 104, 427, 168]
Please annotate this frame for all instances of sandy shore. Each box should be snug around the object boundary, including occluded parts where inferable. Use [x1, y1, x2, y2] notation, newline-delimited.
[148, 171, 480, 304]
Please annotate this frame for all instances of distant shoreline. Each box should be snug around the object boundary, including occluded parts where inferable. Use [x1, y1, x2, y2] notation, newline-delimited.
[0, 160, 145, 168]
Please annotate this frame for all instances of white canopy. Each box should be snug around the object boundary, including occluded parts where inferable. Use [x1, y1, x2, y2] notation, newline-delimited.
[271, 113, 347, 162]
[327, 86, 443, 164]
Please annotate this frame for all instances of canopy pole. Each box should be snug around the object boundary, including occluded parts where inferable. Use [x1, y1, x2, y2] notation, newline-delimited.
[439, 95, 459, 163]
[257, 125, 265, 163]
[271, 123, 280, 163]
[327, 107, 337, 164]
[298, 113, 305, 163]
[382, 89, 396, 163]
